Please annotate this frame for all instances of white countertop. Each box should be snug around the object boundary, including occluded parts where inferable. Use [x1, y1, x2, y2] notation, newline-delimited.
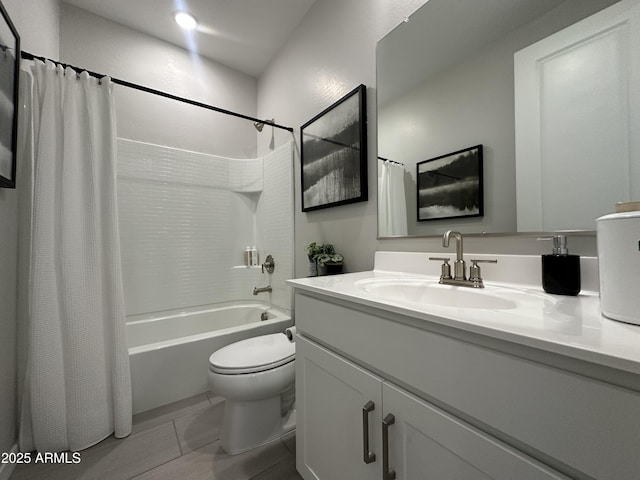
[288, 252, 640, 375]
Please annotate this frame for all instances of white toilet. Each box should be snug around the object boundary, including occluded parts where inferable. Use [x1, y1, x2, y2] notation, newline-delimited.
[208, 333, 296, 454]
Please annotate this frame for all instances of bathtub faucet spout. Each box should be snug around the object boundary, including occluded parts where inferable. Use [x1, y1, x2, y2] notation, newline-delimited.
[253, 285, 272, 295]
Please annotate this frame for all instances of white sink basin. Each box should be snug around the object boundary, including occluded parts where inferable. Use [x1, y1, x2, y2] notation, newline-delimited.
[354, 277, 539, 310]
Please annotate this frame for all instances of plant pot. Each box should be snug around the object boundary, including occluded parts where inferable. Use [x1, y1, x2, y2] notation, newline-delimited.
[324, 262, 343, 275]
[309, 260, 318, 277]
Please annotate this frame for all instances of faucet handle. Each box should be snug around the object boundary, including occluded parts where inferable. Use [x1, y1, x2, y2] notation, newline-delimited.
[469, 259, 498, 265]
[262, 254, 275, 274]
[468, 259, 497, 286]
[428, 257, 452, 281]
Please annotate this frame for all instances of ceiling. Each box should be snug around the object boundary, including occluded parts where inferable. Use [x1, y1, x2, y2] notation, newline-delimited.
[61, 0, 318, 77]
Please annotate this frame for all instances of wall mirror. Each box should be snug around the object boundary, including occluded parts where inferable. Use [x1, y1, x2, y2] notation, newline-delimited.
[0, 0, 19, 188]
[376, 0, 636, 238]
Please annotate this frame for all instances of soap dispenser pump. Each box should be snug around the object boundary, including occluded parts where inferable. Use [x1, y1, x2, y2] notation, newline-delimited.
[541, 235, 581, 296]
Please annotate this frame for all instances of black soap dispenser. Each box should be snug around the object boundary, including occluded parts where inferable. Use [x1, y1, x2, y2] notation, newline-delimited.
[541, 235, 581, 295]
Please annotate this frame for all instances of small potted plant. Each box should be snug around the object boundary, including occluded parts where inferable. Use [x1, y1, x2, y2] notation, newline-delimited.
[305, 242, 322, 276]
[306, 242, 344, 276]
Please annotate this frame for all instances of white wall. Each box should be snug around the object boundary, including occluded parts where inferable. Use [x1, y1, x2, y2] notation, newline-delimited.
[258, 0, 598, 279]
[60, 3, 258, 158]
[0, 0, 59, 464]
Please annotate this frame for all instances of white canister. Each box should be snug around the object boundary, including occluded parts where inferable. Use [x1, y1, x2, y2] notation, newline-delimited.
[596, 211, 640, 325]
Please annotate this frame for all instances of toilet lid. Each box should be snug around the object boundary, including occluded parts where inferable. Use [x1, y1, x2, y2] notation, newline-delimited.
[209, 333, 295, 374]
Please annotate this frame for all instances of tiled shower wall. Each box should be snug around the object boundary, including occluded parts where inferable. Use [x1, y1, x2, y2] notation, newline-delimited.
[117, 139, 293, 317]
[257, 142, 295, 310]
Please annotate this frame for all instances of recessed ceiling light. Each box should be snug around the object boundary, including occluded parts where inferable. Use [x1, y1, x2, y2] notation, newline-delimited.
[174, 11, 197, 30]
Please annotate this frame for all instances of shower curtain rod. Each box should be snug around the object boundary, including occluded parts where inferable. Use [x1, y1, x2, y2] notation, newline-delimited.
[378, 156, 404, 166]
[20, 51, 294, 133]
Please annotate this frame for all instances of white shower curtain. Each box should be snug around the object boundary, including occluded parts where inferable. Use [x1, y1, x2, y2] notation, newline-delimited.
[19, 60, 132, 452]
[378, 160, 408, 236]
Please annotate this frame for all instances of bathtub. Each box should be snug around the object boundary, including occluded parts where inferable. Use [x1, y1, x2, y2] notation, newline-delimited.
[126, 301, 293, 414]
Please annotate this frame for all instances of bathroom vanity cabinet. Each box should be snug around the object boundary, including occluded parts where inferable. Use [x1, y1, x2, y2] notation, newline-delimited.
[297, 334, 565, 480]
[292, 289, 640, 480]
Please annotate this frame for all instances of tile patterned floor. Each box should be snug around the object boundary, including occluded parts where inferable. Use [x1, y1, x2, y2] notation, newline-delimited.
[11, 393, 302, 480]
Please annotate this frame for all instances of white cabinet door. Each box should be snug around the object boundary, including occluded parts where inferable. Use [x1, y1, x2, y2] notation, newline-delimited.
[296, 336, 382, 480]
[515, 0, 640, 231]
[382, 382, 569, 480]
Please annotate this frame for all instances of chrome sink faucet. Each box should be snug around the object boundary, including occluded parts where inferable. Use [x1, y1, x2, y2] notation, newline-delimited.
[429, 230, 497, 288]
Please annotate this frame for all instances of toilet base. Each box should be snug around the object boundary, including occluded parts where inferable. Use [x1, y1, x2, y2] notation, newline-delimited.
[221, 396, 296, 455]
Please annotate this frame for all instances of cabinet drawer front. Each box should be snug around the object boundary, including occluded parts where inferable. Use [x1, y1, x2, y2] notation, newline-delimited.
[383, 382, 568, 480]
[296, 293, 640, 480]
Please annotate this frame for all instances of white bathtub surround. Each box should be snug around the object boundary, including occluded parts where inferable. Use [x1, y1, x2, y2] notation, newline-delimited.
[18, 60, 131, 452]
[128, 301, 292, 414]
[117, 140, 294, 317]
[256, 141, 295, 311]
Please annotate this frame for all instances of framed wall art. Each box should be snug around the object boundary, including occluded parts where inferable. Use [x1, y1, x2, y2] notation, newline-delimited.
[0, 0, 19, 188]
[300, 84, 367, 212]
[417, 144, 483, 221]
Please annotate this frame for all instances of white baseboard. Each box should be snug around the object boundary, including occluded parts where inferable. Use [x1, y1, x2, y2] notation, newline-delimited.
[0, 443, 18, 480]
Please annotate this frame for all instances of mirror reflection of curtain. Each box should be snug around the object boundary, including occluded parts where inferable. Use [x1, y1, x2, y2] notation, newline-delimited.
[378, 160, 407, 236]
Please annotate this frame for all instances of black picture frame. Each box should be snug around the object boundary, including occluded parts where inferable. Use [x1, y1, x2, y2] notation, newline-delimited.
[0, 1, 19, 189]
[300, 84, 367, 212]
[416, 145, 483, 222]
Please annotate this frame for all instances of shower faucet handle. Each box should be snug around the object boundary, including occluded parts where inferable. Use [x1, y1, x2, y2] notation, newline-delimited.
[262, 255, 275, 274]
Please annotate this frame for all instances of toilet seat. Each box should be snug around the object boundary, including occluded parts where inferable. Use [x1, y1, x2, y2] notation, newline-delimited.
[209, 333, 295, 374]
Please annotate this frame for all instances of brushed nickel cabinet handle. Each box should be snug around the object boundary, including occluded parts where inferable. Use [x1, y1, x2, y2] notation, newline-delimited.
[362, 401, 376, 464]
[382, 413, 396, 480]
